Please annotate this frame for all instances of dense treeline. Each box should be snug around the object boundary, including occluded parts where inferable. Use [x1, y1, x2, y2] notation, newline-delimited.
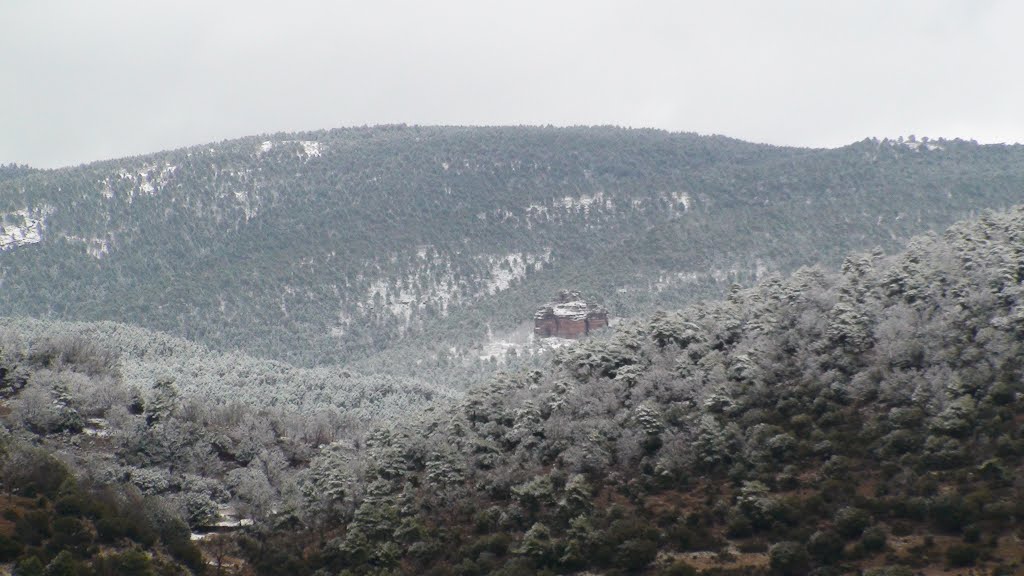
[1, 127, 1022, 367]
[247, 206, 1024, 575]
[0, 164, 34, 183]
[0, 317, 460, 418]
[0, 317, 469, 574]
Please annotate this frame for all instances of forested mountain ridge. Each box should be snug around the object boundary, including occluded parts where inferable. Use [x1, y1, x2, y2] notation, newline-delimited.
[1, 127, 1022, 366]
[262, 205, 1024, 575]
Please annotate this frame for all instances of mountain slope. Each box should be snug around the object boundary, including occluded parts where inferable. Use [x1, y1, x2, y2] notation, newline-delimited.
[1, 127, 1023, 366]
[272, 206, 1024, 575]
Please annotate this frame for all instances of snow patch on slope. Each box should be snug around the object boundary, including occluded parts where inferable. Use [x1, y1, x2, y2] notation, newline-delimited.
[884, 138, 944, 152]
[99, 163, 177, 202]
[0, 207, 53, 251]
[669, 191, 692, 211]
[354, 248, 553, 335]
[524, 194, 614, 227]
[63, 235, 110, 259]
[558, 192, 606, 212]
[483, 250, 552, 295]
[367, 279, 419, 322]
[232, 189, 259, 220]
[257, 139, 322, 160]
[297, 141, 322, 157]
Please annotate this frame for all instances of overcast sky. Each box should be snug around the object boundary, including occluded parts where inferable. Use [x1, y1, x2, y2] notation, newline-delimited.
[2, 0, 1021, 168]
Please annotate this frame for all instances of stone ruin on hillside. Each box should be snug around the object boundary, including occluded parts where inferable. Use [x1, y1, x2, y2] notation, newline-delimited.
[534, 290, 609, 339]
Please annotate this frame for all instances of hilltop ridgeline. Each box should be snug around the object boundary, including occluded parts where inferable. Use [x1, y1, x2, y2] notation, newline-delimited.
[2, 126, 1022, 367]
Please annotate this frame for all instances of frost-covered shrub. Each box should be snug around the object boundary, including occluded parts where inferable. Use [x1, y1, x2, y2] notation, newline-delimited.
[515, 522, 553, 563]
[921, 435, 965, 469]
[614, 537, 658, 571]
[128, 467, 171, 494]
[878, 429, 921, 457]
[558, 474, 592, 516]
[929, 396, 976, 437]
[735, 481, 781, 531]
[807, 529, 843, 563]
[511, 474, 555, 513]
[177, 491, 219, 528]
[768, 541, 809, 575]
[11, 384, 60, 434]
[834, 507, 871, 539]
[860, 525, 887, 552]
[694, 415, 740, 469]
[766, 433, 797, 460]
[178, 474, 229, 503]
[302, 440, 361, 509]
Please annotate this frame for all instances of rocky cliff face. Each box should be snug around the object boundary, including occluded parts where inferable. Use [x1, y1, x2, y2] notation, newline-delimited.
[0, 207, 51, 250]
[533, 290, 608, 339]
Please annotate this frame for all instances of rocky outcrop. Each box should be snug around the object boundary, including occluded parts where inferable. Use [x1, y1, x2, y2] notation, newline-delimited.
[0, 207, 51, 251]
[534, 290, 608, 339]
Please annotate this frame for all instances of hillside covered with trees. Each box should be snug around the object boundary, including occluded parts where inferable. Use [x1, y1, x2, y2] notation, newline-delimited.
[258, 206, 1024, 575]
[0, 206, 1022, 574]
[0, 317, 458, 574]
[2, 127, 1023, 367]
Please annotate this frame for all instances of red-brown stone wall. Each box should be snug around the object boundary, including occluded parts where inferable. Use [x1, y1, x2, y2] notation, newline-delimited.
[534, 315, 607, 339]
[557, 318, 589, 339]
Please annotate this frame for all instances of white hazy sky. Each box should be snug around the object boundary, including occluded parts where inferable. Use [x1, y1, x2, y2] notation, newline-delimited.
[1, 0, 1021, 168]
